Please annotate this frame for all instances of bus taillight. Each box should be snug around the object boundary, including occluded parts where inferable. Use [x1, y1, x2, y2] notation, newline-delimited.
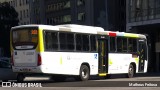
[11, 55, 14, 66]
[37, 54, 42, 66]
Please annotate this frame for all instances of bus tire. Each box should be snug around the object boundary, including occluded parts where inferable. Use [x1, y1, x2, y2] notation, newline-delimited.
[127, 64, 134, 78]
[17, 74, 25, 82]
[79, 65, 90, 81]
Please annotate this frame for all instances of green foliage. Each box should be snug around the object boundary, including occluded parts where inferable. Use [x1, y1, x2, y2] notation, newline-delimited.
[0, 2, 19, 57]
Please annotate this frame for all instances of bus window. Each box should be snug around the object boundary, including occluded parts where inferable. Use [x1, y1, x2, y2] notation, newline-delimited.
[117, 37, 127, 52]
[82, 35, 89, 51]
[90, 35, 96, 51]
[12, 28, 38, 50]
[76, 34, 82, 51]
[45, 31, 58, 51]
[66, 33, 74, 50]
[128, 38, 137, 52]
[59, 32, 74, 51]
[59, 32, 66, 50]
[110, 37, 116, 52]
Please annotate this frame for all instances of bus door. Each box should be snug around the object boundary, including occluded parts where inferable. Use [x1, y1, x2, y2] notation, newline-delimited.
[138, 39, 147, 72]
[98, 36, 108, 76]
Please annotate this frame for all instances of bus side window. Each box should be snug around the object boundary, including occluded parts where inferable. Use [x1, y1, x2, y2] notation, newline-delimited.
[90, 35, 96, 51]
[44, 31, 58, 51]
[82, 35, 89, 51]
[59, 32, 66, 50]
[117, 37, 127, 52]
[128, 38, 137, 52]
[76, 34, 82, 51]
[109, 37, 116, 52]
[59, 32, 74, 51]
[66, 33, 74, 50]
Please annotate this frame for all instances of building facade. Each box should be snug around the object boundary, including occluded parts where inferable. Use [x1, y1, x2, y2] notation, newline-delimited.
[45, 0, 96, 27]
[1, 0, 45, 25]
[126, 0, 160, 72]
[30, 0, 45, 24]
[45, 0, 126, 31]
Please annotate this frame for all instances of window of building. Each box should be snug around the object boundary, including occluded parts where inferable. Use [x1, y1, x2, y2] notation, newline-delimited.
[135, 0, 142, 21]
[156, 0, 160, 18]
[63, 15, 71, 23]
[64, 1, 71, 9]
[77, 0, 85, 6]
[26, 9, 29, 17]
[23, 10, 26, 18]
[20, 11, 22, 20]
[26, 0, 29, 4]
[47, 5, 51, 12]
[10, 1, 13, 6]
[141, 0, 148, 20]
[23, 0, 25, 5]
[15, 0, 17, 7]
[148, 0, 154, 19]
[20, 0, 22, 6]
[78, 12, 85, 21]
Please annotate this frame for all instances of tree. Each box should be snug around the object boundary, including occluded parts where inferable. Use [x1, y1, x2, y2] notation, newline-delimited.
[0, 2, 19, 57]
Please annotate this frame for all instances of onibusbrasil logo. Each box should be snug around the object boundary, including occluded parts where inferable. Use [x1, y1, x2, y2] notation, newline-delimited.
[2, 82, 42, 87]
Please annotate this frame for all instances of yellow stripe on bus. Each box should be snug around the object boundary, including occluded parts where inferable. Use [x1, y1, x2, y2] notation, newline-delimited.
[109, 58, 113, 65]
[124, 33, 139, 38]
[99, 73, 107, 76]
[36, 28, 44, 52]
[135, 57, 139, 64]
[60, 56, 63, 64]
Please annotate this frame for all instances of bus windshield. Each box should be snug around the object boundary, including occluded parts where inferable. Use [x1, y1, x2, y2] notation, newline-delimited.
[12, 27, 38, 50]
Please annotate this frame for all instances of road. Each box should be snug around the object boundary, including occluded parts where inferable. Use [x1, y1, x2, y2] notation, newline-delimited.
[0, 73, 160, 90]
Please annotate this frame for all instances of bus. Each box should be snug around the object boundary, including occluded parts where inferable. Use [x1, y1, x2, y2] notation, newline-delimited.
[10, 24, 148, 82]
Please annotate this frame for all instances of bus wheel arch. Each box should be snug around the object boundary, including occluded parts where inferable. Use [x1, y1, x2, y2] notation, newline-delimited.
[126, 63, 136, 78]
[78, 63, 90, 81]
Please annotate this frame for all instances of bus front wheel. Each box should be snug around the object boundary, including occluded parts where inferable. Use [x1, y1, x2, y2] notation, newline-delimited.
[127, 64, 135, 78]
[79, 65, 90, 81]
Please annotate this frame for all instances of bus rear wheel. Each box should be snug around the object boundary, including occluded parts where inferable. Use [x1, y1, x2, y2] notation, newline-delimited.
[127, 64, 135, 78]
[79, 65, 90, 81]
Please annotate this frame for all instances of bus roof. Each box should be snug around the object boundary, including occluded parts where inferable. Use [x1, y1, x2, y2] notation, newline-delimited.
[11, 24, 146, 39]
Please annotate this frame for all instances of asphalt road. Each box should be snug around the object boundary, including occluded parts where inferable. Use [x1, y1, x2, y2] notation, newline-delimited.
[0, 73, 160, 90]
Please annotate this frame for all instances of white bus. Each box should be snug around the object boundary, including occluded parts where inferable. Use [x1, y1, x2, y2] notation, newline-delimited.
[10, 24, 148, 82]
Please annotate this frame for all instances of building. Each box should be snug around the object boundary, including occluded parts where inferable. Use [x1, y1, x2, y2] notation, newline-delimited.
[0, 0, 45, 25]
[45, 0, 126, 31]
[30, 0, 45, 24]
[15, 0, 30, 25]
[126, 0, 160, 72]
[1, 0, 126, 31]
[0, 0, 30, 25]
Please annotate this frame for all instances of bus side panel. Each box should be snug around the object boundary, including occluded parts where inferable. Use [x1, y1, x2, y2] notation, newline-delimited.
[40, 52, 98, 75]
[108, 53, 134, 74]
